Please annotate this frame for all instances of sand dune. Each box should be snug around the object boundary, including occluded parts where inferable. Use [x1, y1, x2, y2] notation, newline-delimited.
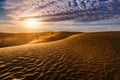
[0, 32, 79, 48]
[0, 32, 120, 80]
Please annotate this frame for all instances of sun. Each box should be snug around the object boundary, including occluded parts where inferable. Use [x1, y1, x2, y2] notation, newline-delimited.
[24, 18, 39, 28]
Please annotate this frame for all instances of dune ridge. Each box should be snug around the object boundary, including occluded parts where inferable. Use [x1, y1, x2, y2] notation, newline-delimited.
[0, 32, 79, 48]
[0, 32, 120, 80]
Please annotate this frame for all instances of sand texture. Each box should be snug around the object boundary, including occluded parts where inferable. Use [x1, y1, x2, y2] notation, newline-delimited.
[0, 32, 120, 80]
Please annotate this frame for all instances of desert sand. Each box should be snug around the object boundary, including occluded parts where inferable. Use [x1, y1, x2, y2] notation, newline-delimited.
[0, 32, 79, 48]
[0, 32, 120, 80]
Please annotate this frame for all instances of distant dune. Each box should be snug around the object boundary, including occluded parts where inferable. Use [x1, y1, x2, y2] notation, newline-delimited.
[0, 32, 79, 48]
[0, 32, 120, 80]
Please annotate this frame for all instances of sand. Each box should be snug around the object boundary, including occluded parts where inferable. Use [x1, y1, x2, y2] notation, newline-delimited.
[0, 32, 120, 80]
[0, 32, 78, 48]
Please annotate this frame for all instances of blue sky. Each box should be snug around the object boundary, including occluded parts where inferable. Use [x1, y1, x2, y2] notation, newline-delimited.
[0, 0, 120, 33]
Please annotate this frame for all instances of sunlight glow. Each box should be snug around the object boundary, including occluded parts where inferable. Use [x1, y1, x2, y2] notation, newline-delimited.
[23, 18, 40, 28]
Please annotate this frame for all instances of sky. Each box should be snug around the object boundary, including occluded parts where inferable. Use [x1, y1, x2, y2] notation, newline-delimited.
[0, 0, 120, 33]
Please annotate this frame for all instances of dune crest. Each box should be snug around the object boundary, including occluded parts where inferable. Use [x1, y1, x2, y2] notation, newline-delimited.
[0, 32, 79, 48]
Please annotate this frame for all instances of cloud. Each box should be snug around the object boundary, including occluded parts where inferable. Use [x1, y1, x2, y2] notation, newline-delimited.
[0, 20, 13, 24]
[3, 0, 120, 22]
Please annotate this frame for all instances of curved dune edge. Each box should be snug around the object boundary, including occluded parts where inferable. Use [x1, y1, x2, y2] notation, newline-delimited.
[0, 32, 79, 48]
[0, 32, 120, 80]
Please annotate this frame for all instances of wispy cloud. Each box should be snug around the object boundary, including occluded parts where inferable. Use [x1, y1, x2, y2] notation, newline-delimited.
[3, 0, 120, 22]
[0, 20, 12, 24]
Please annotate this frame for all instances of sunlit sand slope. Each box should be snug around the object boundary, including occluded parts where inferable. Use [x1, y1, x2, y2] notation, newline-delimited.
[0, 32, 120, 80]
[0, 32, 78, 48]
